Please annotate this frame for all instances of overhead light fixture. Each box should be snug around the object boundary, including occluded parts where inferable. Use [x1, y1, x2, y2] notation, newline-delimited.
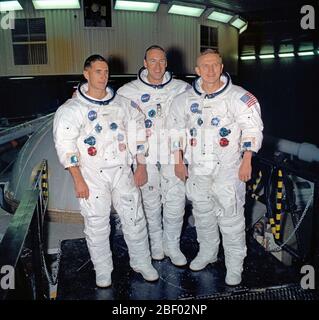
[114, 0, 159, 12]
[230, 15, 247, 33]
[260, 44, 274, 55]
[299, 42, 313, 52]
[230, 16, 246, 29]
[206, 9, 233, 23]
[297, 51, 314, 56]
[168, 1, 205, 17]
[259, 54, 275, 59]
[239, 23, 248, 34]
[279, 44, 294, 54]
[32, 0, 80, 10]
[0, 1, 23, 12]
[278, 53, 294, 58]
[240, 56, 256, 61]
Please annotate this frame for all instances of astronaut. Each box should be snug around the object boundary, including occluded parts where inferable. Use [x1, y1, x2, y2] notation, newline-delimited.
[117, 46, 190, 266]
[168, 49, 263, 285]
[53, 54, 158, 288]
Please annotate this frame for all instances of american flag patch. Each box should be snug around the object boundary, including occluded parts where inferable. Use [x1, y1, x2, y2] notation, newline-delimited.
[240, 92, 258, 107]
[130, 100, 138, 108]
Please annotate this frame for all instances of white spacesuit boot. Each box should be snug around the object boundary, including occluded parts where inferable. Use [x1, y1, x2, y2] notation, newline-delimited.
[95, 269, 112, 288]
[126, 231, 159, 281]
[189, 219, 220, 271]
[219, 213, 246, 286]
[162, 168, 187, 266]
[189, 206, 220, 271]
[122, 208, 159, 281]
[140, 165, 164, 260]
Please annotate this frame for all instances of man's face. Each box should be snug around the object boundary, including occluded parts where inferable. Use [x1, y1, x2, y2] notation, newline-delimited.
[144, 49, 167, 84]
[195, 53, 223, 87]
[83, 60, 109, 91]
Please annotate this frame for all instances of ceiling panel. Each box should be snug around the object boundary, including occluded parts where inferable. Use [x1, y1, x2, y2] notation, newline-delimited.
[167, 0, 316, 21]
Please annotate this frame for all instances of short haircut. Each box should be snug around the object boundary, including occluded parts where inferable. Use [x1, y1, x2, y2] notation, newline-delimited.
[144, 45, 166, 60]
[83, 54, 108, 70]
[197, 49, 223, 65]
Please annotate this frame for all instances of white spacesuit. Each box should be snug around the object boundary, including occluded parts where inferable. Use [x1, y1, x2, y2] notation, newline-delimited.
[168, 73, 263, 285]
[53, 82, 158, 286]
[117, 68, 190, 266]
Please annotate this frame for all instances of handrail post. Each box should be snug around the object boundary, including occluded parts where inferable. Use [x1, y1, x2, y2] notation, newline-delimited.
[310, 181, 319, 269]
[30, 205, 45, 300]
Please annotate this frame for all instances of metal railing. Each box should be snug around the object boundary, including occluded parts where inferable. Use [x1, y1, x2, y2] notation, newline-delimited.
[247, 153, 319, 265]
[0, 160, 50, 300]
[0, 114, 54, 145]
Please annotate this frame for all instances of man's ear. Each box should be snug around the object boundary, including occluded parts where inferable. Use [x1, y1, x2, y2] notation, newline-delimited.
[143, 59, 147, 69]
[83, 69, 89, 81]
[221, 64, 224, 74]
[195, 66, 201, 77]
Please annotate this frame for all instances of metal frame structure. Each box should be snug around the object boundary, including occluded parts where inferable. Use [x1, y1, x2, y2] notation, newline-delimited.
[0, 160, 49, 300]
[247, 154, 319, 267]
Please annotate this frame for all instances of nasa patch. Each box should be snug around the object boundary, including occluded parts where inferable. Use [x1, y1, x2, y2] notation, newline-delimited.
[141, 94, 150, 103]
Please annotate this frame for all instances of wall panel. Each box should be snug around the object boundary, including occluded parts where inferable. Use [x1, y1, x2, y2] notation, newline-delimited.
[0, 1, 238, 76]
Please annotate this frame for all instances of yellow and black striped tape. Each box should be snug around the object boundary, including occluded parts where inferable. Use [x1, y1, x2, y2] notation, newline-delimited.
[251, 170, 262, 200]
[274, 169, 283, 240]
[41, 167, 49, 199]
